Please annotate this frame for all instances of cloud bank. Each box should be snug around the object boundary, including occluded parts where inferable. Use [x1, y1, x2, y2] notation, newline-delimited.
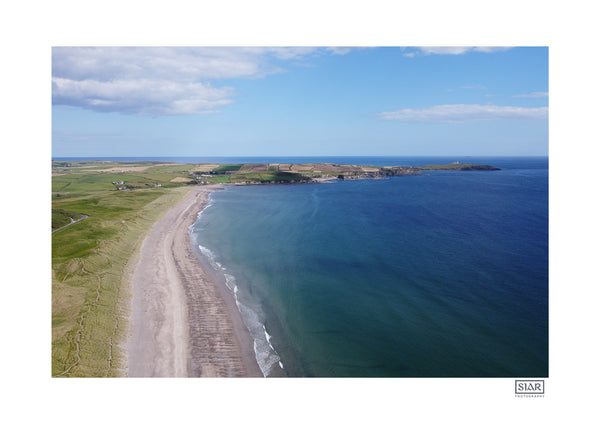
[52, 47, 346, 115]
[52, 76, 235, 115]
[377, 104, 548, 122]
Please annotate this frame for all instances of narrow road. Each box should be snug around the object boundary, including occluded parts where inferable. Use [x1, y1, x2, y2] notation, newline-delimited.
[52, 214, 88, 234]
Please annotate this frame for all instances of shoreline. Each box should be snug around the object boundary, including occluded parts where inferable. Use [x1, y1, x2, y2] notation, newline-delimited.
[127, 185, 262, 377]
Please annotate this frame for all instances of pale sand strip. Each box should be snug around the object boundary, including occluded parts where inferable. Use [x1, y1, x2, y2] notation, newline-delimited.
[128, 186, 262, 377]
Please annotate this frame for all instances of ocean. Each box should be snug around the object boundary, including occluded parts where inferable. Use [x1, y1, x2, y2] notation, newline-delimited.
[189, 157, 549, 377]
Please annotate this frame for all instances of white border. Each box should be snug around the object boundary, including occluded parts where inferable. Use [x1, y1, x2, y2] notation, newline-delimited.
[3, 1, 597, 422]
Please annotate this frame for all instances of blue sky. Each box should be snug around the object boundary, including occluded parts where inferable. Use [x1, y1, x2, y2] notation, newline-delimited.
[52, 46, 548, 157]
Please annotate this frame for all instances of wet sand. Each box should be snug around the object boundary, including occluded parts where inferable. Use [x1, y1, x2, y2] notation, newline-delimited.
[128, 185, 262, 377]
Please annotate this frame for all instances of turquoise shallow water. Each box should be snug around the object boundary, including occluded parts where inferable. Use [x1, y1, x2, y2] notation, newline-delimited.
[189, 157, 548, 377]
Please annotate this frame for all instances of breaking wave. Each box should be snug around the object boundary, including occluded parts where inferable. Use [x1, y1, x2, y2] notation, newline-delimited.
[195, 243, 282, 377]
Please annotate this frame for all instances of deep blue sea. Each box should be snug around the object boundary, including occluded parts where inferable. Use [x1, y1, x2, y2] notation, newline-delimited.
[187, 157, 548, 377]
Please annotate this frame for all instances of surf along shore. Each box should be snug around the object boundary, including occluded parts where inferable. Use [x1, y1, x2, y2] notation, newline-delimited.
[128, 185, 262, 377]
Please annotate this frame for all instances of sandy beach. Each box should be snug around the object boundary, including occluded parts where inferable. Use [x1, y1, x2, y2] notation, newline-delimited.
[128, 185, 262, 377]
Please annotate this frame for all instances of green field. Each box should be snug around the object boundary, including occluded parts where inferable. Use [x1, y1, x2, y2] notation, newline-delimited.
[52, 163, 196, 192]
[212, 163, 244, 172]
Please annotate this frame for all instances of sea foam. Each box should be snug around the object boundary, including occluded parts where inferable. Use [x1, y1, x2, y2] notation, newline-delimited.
[195, 242, 282, 377]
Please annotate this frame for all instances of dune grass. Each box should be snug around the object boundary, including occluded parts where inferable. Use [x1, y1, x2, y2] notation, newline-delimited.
[52, 185, 192, 377]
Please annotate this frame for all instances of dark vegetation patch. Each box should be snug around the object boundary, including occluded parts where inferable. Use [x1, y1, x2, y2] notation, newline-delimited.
[212, 164, 243, 173]
[52, 209, 84, 230]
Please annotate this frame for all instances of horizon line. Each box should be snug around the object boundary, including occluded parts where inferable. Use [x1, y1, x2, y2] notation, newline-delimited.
[52, 154, 549, 158]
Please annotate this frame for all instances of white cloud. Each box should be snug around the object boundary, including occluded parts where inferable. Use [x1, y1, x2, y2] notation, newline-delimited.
[404, 46, 511, 57]
[377, 104, 548, 122]
[325, 47, 354, 55]
[53, 47, 277, 82]
[513, 91, 549, 98]
[52, 76, 234, 116]
[471, 47, 512, 53]
[262, 47, 321, 60]
[420, 47, 474, 55]
[51, 47, 343, 115]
